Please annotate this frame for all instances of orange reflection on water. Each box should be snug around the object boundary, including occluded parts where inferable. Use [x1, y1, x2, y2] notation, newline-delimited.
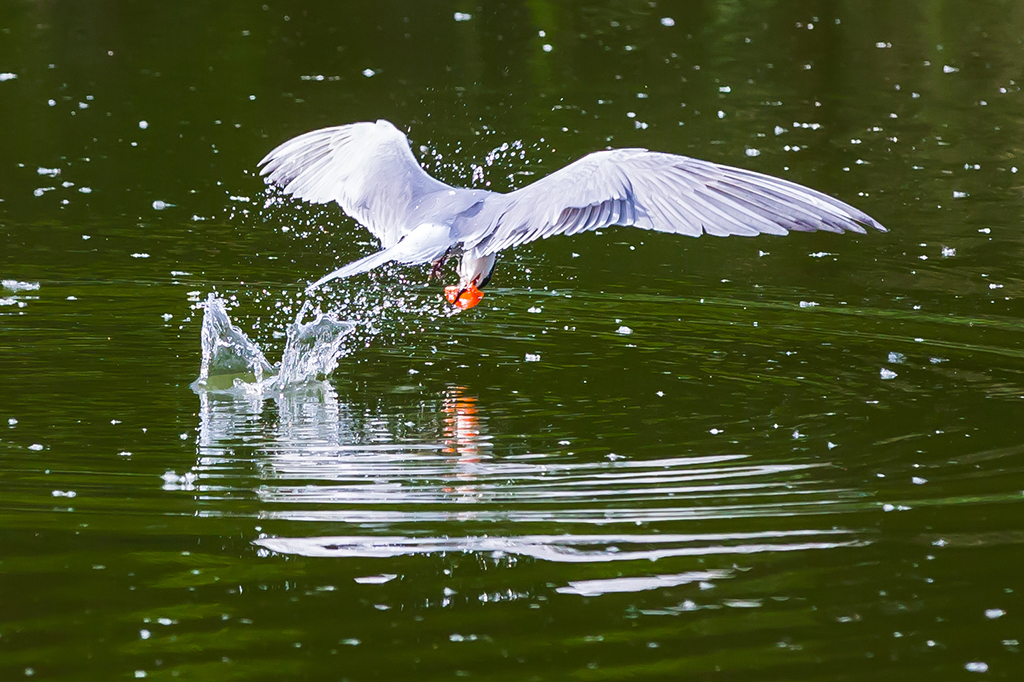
[442, 386, 490, 464]
[441, 387, 488, 501]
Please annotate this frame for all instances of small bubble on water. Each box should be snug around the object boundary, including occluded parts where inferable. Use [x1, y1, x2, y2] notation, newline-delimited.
[880, 368, 898, 380]
[454, 12, 472, 21]
[660, 17, 675, 26]
[138, 120, 148, 129]
[985, 608, 1006, 619]
[887, 352, 906, 364]
[964, 662, 988, 673]
[28, 443, 43, 451]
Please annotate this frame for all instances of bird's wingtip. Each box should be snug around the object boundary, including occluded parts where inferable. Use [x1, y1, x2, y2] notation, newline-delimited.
[860, 216, 887, 233]
[305, 269, 344, 293]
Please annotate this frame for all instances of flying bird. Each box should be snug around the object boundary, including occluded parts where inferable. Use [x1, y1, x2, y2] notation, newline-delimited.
[259, 119, 884, 310]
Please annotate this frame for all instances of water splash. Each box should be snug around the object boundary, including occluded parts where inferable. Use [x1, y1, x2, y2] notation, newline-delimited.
[192, 293, 355, 393]
[195, 294, 275, 390]
[278, 306, 353, 384]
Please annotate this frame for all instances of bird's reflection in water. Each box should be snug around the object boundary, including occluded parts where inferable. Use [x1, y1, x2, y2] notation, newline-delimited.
[192, 382, 492, 502]
[442, 386, 489, 463]
[196, 380, 355, 456]
[187, 381, 870, 571]
[439, 386, 490, 504]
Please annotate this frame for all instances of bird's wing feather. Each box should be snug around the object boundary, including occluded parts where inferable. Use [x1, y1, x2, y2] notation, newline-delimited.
[304, 222, 454, 292]
[305, 248, 397, 292]
[472, 149, 884, 255]
[258, 120, 451, 248]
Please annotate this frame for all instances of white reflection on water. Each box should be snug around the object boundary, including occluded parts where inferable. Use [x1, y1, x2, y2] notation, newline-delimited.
[556, 570, 734, 596]
[187, 382, 871, 567]
[254, 530, 864, 563]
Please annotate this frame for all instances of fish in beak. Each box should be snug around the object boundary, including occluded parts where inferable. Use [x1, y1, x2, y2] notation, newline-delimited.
[444, 284, 484, 311]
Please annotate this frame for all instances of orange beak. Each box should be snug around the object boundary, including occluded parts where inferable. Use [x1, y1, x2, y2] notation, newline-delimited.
[444, 284, 484, 311]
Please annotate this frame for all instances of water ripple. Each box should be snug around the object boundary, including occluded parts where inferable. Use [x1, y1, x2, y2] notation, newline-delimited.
[183, 384, 873, 564]
[254, 530, 864, 562]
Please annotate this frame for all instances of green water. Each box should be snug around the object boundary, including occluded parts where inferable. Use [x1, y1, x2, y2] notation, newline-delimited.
[2, 1, 1024, 679]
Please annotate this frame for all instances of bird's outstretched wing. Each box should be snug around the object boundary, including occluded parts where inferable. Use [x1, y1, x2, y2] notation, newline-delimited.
[258, 120, 450, 248]
[472, 149, 885, 255]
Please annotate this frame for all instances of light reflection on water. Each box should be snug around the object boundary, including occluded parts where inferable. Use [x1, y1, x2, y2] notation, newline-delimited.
[188, 383, 871, 573]
[3, 2, 1024, 678]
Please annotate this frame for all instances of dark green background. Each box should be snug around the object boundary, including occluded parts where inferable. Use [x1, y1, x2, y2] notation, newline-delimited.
[2, 1, 1023, 680]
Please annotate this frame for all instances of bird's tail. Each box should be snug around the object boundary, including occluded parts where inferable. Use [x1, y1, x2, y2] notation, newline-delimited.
[305, 248, 398, 293]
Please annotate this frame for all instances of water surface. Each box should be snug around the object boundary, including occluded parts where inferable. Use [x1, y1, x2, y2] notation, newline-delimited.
[2, 1, 1024, 680]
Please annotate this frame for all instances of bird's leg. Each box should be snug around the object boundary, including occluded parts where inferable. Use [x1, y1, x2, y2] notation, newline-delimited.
[428, 248, 453, 282]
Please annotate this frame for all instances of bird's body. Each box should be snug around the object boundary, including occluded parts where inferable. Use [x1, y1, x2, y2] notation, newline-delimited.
[259, 119, 885, 309]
